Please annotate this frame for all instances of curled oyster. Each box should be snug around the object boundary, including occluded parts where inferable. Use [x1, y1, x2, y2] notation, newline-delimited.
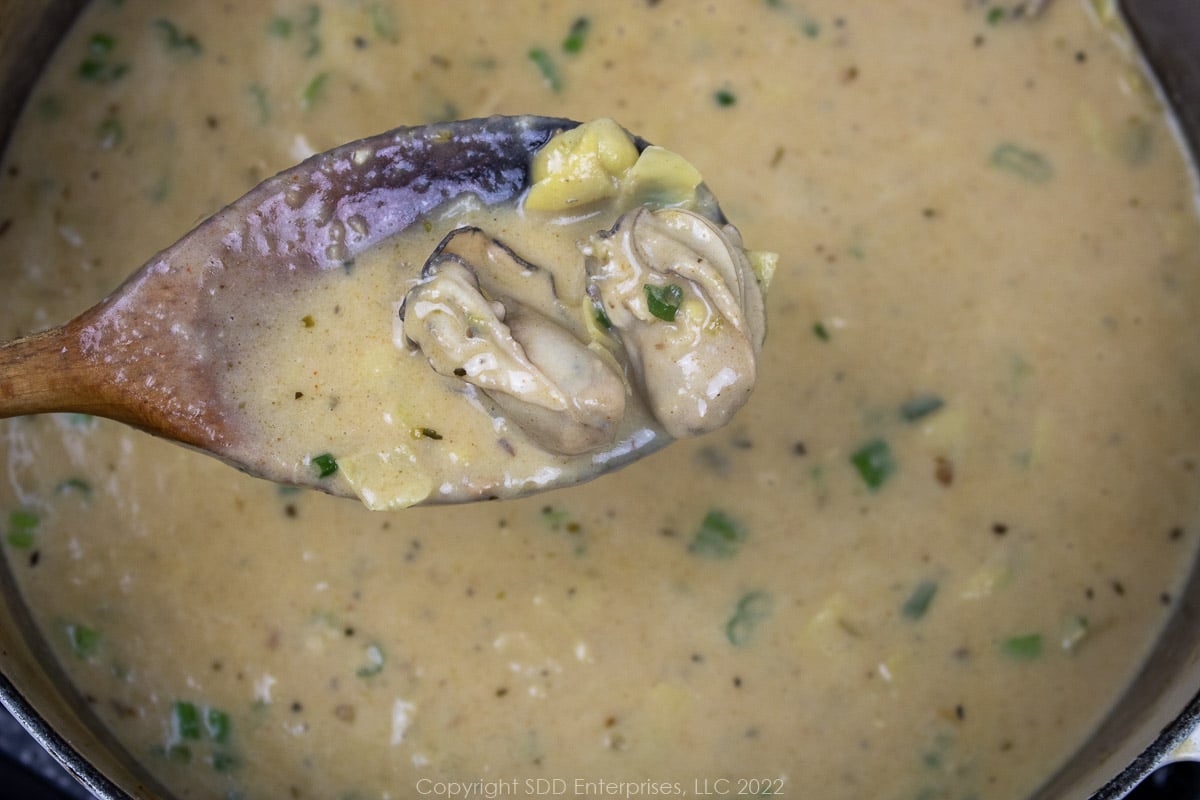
[582, 207, 767, 438]
[400, 228, 626, 455]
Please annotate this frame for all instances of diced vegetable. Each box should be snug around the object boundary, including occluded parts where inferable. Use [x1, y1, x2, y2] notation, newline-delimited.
[714, 88, 737, 107]
[593, 301, 614, 330]
[1000, 633, 1043, 660]
[644, 283, 684, 322]
[850, 439, 895, 490]
[204, 708, 231, 744]
[689, 509, 748, 559]
[356, 641, 386, 677]
[901, 581, 938, 620]
[900, 395, 945, 422]
[726, 591, 773, 646]
[78, 32, 128, 83]
[267, 16, 293, 37]
[370, 3, 400, 43]
[527, 48, 561, 92]
[813, 321, 830, 341]
[172, 701, 202, 741]
[301, 72, 330, 110]
[55, 477, 92, 496]
[6, 510, 39, 549]
[562, 17, 591, 53]
[312, 453, 339, 478]
[153, 19, 202, 56]
[65, 622, 102, 659]
[211, 751, 238, 772]
[990, 143, 1053, 183]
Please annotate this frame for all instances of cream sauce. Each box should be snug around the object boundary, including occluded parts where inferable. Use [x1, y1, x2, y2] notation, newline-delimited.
[2, 1, 1200, 799]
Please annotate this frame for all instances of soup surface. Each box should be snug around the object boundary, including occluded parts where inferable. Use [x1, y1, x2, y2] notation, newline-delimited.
[3, 1, 1200, 799]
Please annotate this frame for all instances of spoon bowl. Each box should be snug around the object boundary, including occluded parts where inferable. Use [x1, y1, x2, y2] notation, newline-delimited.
[0, 115, 663, 501]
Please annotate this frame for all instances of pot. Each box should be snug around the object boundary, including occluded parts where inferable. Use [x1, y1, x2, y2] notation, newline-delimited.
[0, 2, 1198, 798]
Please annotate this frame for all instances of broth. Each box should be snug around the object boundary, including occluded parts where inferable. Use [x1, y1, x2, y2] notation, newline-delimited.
[2, 1, 1200, 799]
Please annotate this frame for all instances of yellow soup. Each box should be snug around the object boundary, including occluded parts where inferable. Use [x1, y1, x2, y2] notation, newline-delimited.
[2, 2, 1200, 799]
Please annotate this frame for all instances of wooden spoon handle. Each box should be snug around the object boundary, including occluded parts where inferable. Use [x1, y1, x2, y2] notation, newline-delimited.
[0, 323, 100, 418]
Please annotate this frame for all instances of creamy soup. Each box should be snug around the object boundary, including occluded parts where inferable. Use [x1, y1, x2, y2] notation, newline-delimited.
[2, 2, 1200, 799]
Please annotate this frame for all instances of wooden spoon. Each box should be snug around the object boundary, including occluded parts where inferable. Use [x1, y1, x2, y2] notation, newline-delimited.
[0, 115, 669, 502]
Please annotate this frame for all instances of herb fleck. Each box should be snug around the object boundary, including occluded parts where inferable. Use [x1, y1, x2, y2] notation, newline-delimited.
[991, 142, 1053, 183]
[528, 47, 561, 92]
[689, 509, 748, 559]
[850, 439, 895, 490]
[726, 591, 773, 646]
[563, 17, 591, 53]
[312, 453, 338, 478]
[902, 580, 938, 620]
[644, 283, 684, 322]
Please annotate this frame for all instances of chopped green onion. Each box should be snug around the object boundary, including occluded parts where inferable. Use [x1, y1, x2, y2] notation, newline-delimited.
[901, 581, 938, 620]
[644, 283, 684, 322]
[211, 751, 238, 772]
[356, 641, 386, 677]
[96, 117, 124, 149]
[6, 530, 34, 549]
[56, 477, 93, 496]
[6, 510, 39, 549]
[370, 2, 400, 42]
[312, 453, 338, 478]
[850, 439, 895, 490]
[204, 708, 231, 744]
[726, 591, 773, 646]
[1001, 633, 1043, 660]
[300, 72, 330, 110]
[527, 47, 561, 92]
[88, 32, 116, 55]
[267, 16, 293, 37]
[714, 88, 738, 107]
[900, 394, 945, 422]
[991, 143, 1053, 183]
[689, 509, 748, 559]
[172, 701, 202, 741]
[812, 321, 830, 341]
[66, 622, 102, 659]
[593, 302, 614, 330]
[248, 83, 270, 124]
[153, 19, 202, 56]
[562, 17, 591, 53]
[986, 6, 1006, 25]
